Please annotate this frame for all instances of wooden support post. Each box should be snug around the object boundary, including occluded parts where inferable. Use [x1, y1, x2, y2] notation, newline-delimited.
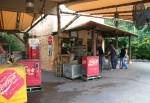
[128, 36, 131, 63]
[23, 33, 29, 59]
[56, 4, 62, 77]
[115, 34, 118, 49]
[0, 11, 4, 29]
[92, 29, 96, 56]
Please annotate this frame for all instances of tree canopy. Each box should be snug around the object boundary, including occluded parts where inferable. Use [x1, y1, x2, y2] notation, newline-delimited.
[104, 19, 150, 60]
[0, 32, 25, 52]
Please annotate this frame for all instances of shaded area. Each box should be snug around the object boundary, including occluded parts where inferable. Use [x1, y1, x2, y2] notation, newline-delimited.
[28, 62, 150, 103]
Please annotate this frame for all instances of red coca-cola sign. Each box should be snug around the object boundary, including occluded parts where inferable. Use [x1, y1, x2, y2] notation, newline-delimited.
[0, 70, 24, 100]
[88, 58, 99, 66]
[48, 35, 52, 45]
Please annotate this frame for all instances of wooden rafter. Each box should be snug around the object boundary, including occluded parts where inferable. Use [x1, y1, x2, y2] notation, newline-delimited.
[61, 11, 106, 19]
[30, 13, 36, 26]
[103, 14, 132, 17]
[91, 10, 132, 15]
[60, 0, 97, 4]
[25, 14, 47, 33]
[77, 0, 150, 13]
[0, 11, 4, 29]
[0, 11, 1, 29]
[16, 12, 21, 29]
[0, 29, 24, 33]
[40, 0, 46, 14]
[61, 14, 80, 32]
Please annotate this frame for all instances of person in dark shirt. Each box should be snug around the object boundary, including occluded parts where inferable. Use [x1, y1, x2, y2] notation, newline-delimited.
[109, 43, 118, 70]
[106, 42, 118, 70]
[120, 46, 127, 69]
[97, 44, 104, 72]
[120, 47, 128, 69]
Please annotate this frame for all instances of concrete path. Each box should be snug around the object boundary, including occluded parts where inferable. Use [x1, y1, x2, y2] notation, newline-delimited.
[28, 62, 150, 103]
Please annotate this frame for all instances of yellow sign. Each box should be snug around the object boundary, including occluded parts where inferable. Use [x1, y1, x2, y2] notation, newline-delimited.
[0, 64, 27, 103]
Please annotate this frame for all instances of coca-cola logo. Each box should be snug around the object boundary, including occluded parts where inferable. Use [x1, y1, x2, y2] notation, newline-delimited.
[25, 66, 36, 76]
[88, 58, 98, 66]
[0, 70, 24, 100]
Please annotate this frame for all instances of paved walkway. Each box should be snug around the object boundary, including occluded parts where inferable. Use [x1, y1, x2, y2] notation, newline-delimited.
[28, 62, 150, 103]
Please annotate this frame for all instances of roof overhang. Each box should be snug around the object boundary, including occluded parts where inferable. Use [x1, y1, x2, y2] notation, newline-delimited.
[65, 0, 150, 21]
[64, 21, 137, 37]
[0, 0, 66, 32]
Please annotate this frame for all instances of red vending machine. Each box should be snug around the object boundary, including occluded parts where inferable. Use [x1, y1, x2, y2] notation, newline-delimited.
[28, 38, 40, 59]
[19, 59, 41, 87]
[82, 56, 101, 80]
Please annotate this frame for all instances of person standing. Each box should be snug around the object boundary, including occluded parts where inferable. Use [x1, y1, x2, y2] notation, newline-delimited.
[97, 44, 104, 72]
[120, 46, 126, 69]
[122, 47, 128, 69]
[109, 43, 118, 70]
[8, 52, 15, 63]
[0, 45, 6, 64]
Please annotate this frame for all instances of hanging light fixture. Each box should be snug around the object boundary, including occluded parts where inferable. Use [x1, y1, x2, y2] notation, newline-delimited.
[26, 0, 34, 12]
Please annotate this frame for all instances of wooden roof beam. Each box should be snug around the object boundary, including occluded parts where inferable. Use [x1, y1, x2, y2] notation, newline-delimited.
[91, 10, 132, 15]
[0, 29, 24, 33]
[103, 14, 132, 17]
[30, 13, 36, 26]
[0, 11, 4, 29]
[25, 14, 47, 33]
[60, 0, 97, 4]
[16, 12, 21, 30]
[61, 14, 80, 32]
[77, 0, 150, 13]
[61, 11, 106, 19]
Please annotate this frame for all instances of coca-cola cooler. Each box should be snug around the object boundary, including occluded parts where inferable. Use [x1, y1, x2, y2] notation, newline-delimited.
[28, 38, 40, 59]
[82, 56, 100, 78]
[19, 59, 41, 87]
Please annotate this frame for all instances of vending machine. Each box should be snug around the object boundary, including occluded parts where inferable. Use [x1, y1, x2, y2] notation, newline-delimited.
[28, 38, 40, 59]
[19, 59, 41, 87]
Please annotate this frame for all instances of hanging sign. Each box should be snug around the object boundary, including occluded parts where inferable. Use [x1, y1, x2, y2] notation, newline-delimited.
[48, 35, 52, 45]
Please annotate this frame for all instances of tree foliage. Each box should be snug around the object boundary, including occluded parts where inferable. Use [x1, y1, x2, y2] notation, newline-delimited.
[0, 32, 25, 52]
[104, 19, 150, 60]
